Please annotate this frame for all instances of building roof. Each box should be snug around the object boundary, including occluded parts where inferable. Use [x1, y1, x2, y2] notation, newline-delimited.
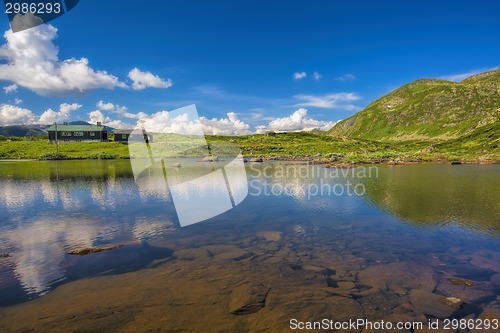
[114, 129, 150, 135]
[47, 124, 106, 132]
[114, 129, 134, 135]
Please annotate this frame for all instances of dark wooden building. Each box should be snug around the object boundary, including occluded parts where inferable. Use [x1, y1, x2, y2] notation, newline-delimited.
[114, 129, 153, 144]
[265, 130, 276, 137]
[47, 123, 108, 143]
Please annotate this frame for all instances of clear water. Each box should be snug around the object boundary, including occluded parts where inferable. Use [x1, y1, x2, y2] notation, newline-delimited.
[0, 160, 499, 326]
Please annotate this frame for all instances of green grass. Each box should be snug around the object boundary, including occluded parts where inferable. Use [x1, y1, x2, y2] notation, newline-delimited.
[0, 137, 129, 160]
[0, 130, 498, 164]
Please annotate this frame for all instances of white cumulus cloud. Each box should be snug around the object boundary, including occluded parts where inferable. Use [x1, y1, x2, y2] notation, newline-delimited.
[0, 24, 125, 95]
[439, 67, 498, 82]
[96, 100, 147, 119]
[294, 92, 360, 109]
[313, 72, 322, 81]
[0, 104, 36, 125]
[293, 72, 307, 80]
[138, 111, 200, 135]
[88, 110, 131, 129]
[96, 100, 115, 111]
[137, 110, 251, 136]
[38, 103, 81, 125]
[128, 68, 172, 90]
[199, 112, 252, 135]
[255, 108, 337, 133]
[337, 74, 356, 81]
[3, 83, 17, 94]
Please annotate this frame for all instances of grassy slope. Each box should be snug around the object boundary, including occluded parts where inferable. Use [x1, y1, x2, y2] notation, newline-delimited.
[0, 130, 498, 163]
[330, 69, 500, 141]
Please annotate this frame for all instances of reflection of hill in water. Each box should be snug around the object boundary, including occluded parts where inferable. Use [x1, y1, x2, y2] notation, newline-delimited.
[361, 164, 500, 234]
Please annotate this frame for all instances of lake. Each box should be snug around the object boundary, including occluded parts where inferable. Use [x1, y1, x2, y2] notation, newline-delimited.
[0, 160, 499, 332]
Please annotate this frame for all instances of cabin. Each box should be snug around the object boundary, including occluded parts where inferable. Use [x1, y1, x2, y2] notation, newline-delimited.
[47, 122, 108, 143]
[265, 130, 276, 137]
[113, 129, 153, 144]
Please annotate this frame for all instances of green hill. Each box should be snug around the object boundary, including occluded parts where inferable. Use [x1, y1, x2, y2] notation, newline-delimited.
[0, 125, 47, 137]
[330, 68, 500, 141]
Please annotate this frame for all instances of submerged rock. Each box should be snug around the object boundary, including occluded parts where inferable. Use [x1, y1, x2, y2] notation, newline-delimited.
[293, 225, 306, 236]
[436, 278, 493, 303]
[410, 289, 456, 319]
[174, 248, 210, 260]
[491, 274, 500, 289]
[447, 277, 474, 286]
[67, 244, 124, 255]
[336, 281, 356, 290]
[202, 245, 252, 261]
[229, 282, 270, 315]
[439, 297, 463, 309]
[479, 307, 500, 322]
[357, 262, 437, 295]
[0, 253, 10, 258]
[256, 231, 282, 241]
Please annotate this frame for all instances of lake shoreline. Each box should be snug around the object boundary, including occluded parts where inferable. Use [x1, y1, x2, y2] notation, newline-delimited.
[0, 155, 499, 167]
[256, 155, 500, 167]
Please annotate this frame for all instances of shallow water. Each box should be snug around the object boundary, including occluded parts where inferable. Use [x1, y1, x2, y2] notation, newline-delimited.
[0, 160, 499, 331]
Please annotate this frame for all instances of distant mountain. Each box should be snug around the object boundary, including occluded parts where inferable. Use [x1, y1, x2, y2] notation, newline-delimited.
[330, 68, 500, 141]
[0, 121, 116, 137]
[68, 121, 91, 126]
[0, 125, 47, 137]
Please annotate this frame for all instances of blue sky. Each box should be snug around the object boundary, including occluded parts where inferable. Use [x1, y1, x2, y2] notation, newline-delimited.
[0, 0, 499, 133]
